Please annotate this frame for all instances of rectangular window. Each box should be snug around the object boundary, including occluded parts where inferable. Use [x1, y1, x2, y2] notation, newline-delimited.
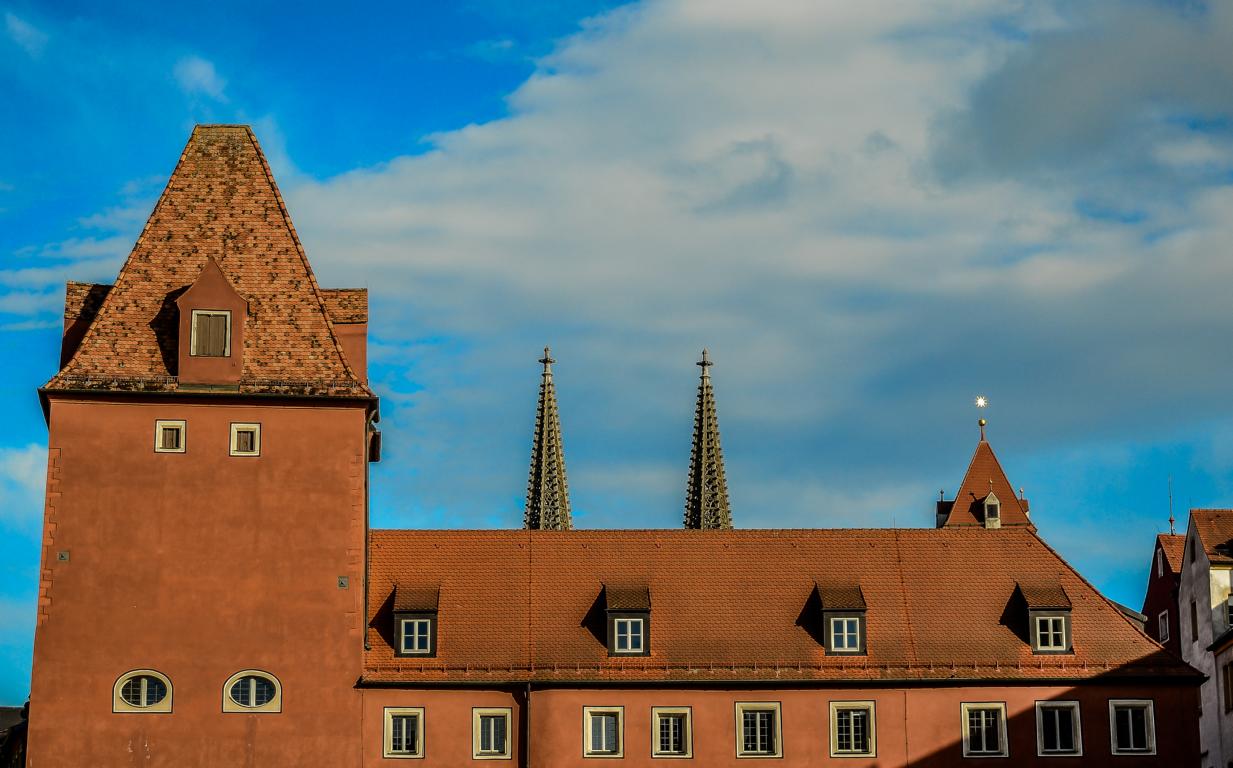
[1192, 600, 1199, 641]
[190, 309, 231, 357]
[613, 618, 644, 654]
[1156, 548, 1163, 577]
[1224, 664, 1233, 713]
[830, 701, 876, 757]
[829, 616, 862, 653]
[229, 423, 261, 457]
[1035, 701, 1082, 756]
[400, 618, 433, 655]
[1109, 700, 1155, 754]
[583, 707, 623, 758]
[383, 707, 424, 759]
[1035, 615, 1068, 651]
[153, 420, 185, 453]
[1158, 611, 1169, 642]
[735, 702, 782, 758]
[651, 707, 692, 758]
[961, 703, 1008, 757]
[472, 708, 512, 759]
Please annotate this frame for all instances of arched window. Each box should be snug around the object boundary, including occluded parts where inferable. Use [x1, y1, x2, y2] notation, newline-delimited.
[113, 670, 172, 713]
[222, 670, 282, 713]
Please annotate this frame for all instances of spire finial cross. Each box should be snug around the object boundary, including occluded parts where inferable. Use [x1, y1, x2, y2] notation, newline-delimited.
[697, 348, 712, 378]
[539, 346, 554, 374]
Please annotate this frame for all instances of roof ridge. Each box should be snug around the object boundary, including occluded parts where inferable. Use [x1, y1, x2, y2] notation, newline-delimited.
[240, 127, 367, 393]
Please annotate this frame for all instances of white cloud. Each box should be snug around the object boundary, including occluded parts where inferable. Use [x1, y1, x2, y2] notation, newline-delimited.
[0, 444, 46, 531]
[173, 55, 227, 101]
[4, 12, 47, 57]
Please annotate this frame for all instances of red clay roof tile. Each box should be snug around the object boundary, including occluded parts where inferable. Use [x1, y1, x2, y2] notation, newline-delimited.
[1193, 510, 1233, 564]
[364, 528, 1194, 683]
[943, 437, 1031, 528]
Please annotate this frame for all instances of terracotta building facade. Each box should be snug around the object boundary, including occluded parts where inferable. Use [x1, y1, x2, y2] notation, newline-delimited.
[24, 126, 1201, 766]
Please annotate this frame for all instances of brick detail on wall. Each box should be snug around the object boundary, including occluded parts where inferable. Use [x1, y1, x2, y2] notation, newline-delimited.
[346, 451, 364, 637]
[37, 448, 62, 627]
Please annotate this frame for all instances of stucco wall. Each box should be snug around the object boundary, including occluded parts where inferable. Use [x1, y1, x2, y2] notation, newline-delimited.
[1181, 521, 1229, 768]
[26, 396, 369, 767]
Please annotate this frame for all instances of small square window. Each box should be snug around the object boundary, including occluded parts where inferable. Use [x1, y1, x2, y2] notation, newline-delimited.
[383, 707, 424, 759]
[400, 618, 434, 656]
[961, 703, 1008, 757]
[154, 420, 185, 453]
[1109, 700, 1155, 755]
[735, 702, 782, 758]
[230, 423, 261, 457]
[190, 309, 231, 357]
[1035, 701, 1082, 756]
[1035, 616, 1068, 651]
[613, 618, 644, 654]
[831, 617, 861, 652]
[651, 707, 692, 758]
[473, 707, 512, 759]
[830, 701, 876, 757]
[584, 707, 623, 758]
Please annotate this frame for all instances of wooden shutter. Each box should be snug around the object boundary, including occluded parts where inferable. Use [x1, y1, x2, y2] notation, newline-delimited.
[194, 312, 229, 356]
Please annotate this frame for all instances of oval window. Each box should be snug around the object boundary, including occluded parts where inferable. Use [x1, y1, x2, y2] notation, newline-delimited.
[229, 675, 277, 708]
[119, 674, 168, 708]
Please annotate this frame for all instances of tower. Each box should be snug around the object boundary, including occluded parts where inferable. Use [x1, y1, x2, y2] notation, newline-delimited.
[683, 349, 732, 529]
[524, 347, 572, 530]
[28, 126, 376, 766]
[936, 419, 1031, 529]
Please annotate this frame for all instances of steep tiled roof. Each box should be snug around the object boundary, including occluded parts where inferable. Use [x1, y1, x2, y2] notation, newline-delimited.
[817, 583, 867, 611]
[1157, 533, 1186, 574]
[63, 281, 111, 322]
[1193, 510, 1233, 565]
[364, 528, 1194, 683]
[320, 289, 368, 324]
[45, 125, 370, 398]
[942, 432, 1031, 527]
[1018, 583, 1070, 610]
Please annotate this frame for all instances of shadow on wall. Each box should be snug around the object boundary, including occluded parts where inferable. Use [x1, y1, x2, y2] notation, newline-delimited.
[0, 703, 27, 768]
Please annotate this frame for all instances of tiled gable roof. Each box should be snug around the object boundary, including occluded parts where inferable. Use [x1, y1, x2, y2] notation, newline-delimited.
[1193, 510, 1233, 565]
[943, 437, 1031, 527]
[364, 528, 1194, 684]
[320, 289, 368, 324]
[45, 125, 370, 398]
[1157, 533, 1185, 574]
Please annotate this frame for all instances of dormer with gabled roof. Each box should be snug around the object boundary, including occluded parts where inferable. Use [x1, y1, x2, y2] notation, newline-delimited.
[175, 257, 248, 387]
[936, 419, 1032, 529]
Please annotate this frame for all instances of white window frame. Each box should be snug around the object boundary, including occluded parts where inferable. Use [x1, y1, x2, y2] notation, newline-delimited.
[1108, 699, 1156, 755]
[1035, 616, 1068, 651]
[153, 420, 186, 453]
[1035, 701, 1083, 757]
[961, 702, 1008, 758]
[112, 669, 173, 713]
[583, 706, 624, 758]
[383, 706, 425, 759]
[613, 617, 644, 654]
[735, 701, 782, 758]
[830, 616, 861, 653]
[1158, 610, 1169, 642]
[221, 669, 282, 713]
[651, 706, 693, 759]
[400, 618, 433, 655]
[472, 707, 512, 760]
[829, 700, 876, 757]
[1156, 548, 1164, 577]
[189, 309, 232, 357]
[229, 422, 261, 457]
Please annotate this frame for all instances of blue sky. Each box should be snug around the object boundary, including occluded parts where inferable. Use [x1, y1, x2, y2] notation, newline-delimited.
[2, 0, 1233, 705]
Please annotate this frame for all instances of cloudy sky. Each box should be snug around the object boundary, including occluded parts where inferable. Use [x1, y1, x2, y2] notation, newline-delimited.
[2, 0, 1232, 704]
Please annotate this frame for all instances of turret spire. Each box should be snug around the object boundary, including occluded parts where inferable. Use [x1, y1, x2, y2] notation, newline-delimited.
[525, 347, 572, 530]
[684, 349, 732, 529]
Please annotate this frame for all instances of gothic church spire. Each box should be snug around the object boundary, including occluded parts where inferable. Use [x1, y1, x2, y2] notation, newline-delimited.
[684, 349, 732, 529]
[525, 347, 572, 530]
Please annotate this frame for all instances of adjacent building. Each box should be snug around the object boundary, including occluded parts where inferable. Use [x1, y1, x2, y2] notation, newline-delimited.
[1142, 530, 1185, 656]
[24, 126, 1202, 766]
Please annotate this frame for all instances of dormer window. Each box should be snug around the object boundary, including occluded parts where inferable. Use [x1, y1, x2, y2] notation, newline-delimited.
[817, 583, 867, 655]
[983, 492, 1002, 529]
[1018, 582, 1073, 654]
[392, 585, 439, 658]
[604, 584, 651, 657]
[190, 310, 231, 357]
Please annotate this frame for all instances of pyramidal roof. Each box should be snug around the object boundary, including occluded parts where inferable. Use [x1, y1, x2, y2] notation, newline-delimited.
[942, 423, 1031, 528]
[45, 125, 369, 398]
[684, 349, 732, 529]
[525, 348, 572, 530]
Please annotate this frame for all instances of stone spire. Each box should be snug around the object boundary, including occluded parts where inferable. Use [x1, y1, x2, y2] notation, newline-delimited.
[684, 349, 733, 529]
[525, 347, 572, 530]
